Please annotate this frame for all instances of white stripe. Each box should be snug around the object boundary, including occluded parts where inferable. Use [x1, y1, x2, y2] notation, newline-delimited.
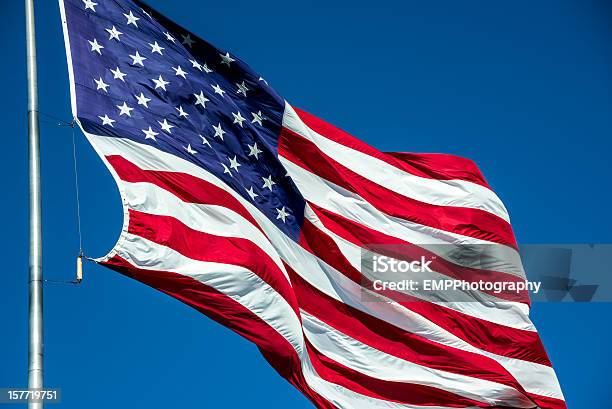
[284, 228, 563, 400]
[302, 310, 533, 408]
[115, 235, 449, 409]
[120, 180, 289, 281]
[120, 169, 535, 340]
[85, 133, 564, 400]
[282, 103, 510, 223]
[119, 175, 548, 399]
[114, 233, 304, 355]
[281, 156, 524, 278]
[300, 356, 464, 409]
[117, 149, 531, 330]
[303, 204, 536, 330]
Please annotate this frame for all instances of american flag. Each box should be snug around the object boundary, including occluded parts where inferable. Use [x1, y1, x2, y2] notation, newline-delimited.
[59, 0, 566, 407]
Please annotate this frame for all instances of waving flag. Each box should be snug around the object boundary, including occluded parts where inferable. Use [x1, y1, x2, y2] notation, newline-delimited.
[59, 0, 565, 407]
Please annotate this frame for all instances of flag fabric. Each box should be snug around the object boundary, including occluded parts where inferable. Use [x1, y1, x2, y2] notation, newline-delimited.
[59, 0, 566, 408]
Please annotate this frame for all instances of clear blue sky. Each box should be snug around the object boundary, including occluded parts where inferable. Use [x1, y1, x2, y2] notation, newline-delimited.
[1, 0, 610, 407]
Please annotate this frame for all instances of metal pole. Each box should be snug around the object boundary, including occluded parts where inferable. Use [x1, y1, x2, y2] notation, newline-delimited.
[25, 0, 44, 407]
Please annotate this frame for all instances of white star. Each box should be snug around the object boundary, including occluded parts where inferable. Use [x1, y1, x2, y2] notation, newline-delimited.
[212, 123, 226, 140]
[276, 207, 289, 223]
[211, 83, 225, 97]
[116, 102, 134, 117]
[189, 59, 202, 71]
[98, 114, 115, 127]
[193, 91, 209, 108]
[129, 51, 146, 66]
[219, 52, 235, 67]
[248, 142, 263, 159]
[149, 41, 164, 55]
[110, 66, 126, 82]
[106, 26, 123, 41]
[262, 174, 276, 191]
[124, 11, 140, 27]
[258, 77, 268, 85]
[199, 134, 211, 147]
[236, 81, 249, 97]
[142, 126, 158, 140]
[164, 32, 176, 43]
[82, 0, 97, 12]
[184, 144, 197, 155]
[221, 163, 232, 177]
[88, 38, 104, 55]
[232, 111, 246, 127]
[175, 105, 189, 118]
[152, 75, 169, 91]
[251, 110, 264, 126]
[228, 155, 241, 172]
[157, 119, 174, 133]
[245, 186, 258, 200]
[94, 77, 109, 92]
[141, 8, 153, 19]
[172, 66, 187, 79]
[135, 92, 151, 108]
[202, 63, 213, 73]
[181, 33, 195, 47]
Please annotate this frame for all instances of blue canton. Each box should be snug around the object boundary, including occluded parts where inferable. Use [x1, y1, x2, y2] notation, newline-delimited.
[62, 0, 305, 240]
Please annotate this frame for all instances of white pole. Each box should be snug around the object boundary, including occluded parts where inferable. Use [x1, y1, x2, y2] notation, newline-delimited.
[25, 0, 44, 407]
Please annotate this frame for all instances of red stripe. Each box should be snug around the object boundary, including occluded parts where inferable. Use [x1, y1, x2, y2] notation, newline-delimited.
[108, 154, 545, 361]
[305, 339, 490, 408]
[307, 202, 530, 304]
[527, 393, 567, 409]
[102, 255, 336, 409]
[104, 152, 563, 407]
[108, 154, 546, 361]
[279, 127, 516, 248]
[386, 151, 490, 188]
[283, 262, 532, 396]
[107, 155, 263, 233]
[293, 107, 490, 188]
[127, 209, 299, 316]
[299, 218, 551, 366]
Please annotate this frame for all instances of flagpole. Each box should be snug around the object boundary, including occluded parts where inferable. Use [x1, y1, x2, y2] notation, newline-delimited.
[25, 0, 44, 407]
